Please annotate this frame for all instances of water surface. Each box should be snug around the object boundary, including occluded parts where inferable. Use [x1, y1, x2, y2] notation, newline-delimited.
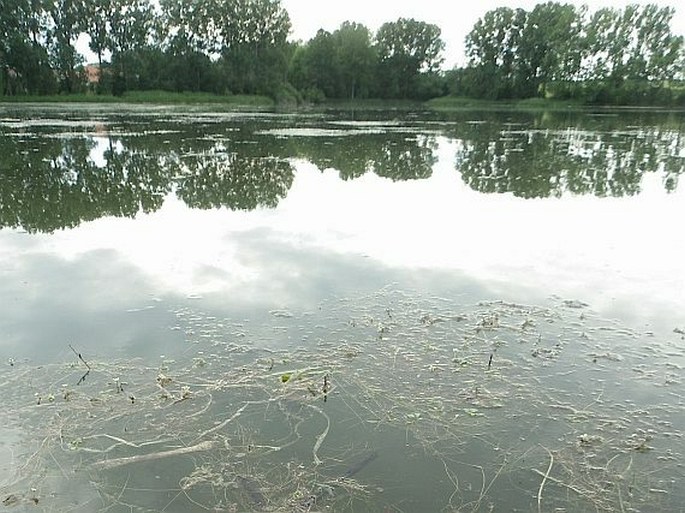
[0, 104, 683, 512]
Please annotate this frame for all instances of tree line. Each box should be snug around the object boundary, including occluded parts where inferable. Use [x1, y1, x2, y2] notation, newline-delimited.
[454, 2, 684, 105]
[0, 0, 683, 104]
[0, 0, 445, 100]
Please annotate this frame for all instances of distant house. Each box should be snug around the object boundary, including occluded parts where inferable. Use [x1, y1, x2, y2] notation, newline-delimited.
[84, 64, 101, 85]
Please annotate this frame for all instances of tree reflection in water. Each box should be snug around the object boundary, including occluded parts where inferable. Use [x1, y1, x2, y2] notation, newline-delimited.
[0, 109, 681, 233]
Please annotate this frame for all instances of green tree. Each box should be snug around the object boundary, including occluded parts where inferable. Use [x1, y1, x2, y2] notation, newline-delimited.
[1, 0, 29, 58]
[375, 18, 445, 99]
[516, 2, 583, 97]
[108, 0, 156, 93]
[290, 22, 376, 100]
[156, 0, 223, 93]
[3, 39, 56, 94]
[462, 2, 683, 104]
[215, 0, 291, 95]
[288, 30, 338, 99]
[163, 41, 219, 93]
[84, 0, 112, 69]
[464, 7, 526, 98]
[584, 4, 682, 84]
[46, 0, 85, 93]
[1, 0, 56, 95]
[159, 0, 221, 54]
[333, 21, 376, 99]
[108, 0, 155, 54]
[0, 0, 30, 70]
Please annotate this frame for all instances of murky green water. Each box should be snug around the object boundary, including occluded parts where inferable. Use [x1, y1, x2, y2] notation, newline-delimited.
[1, 104, 684, 512]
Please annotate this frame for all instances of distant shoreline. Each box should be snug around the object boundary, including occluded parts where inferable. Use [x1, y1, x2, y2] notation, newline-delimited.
[1, 92, 684, 113]
[0, 91, 275, 107]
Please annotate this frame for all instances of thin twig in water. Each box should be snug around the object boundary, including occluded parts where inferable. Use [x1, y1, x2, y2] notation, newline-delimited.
[441, 459, 460, 507]
[192, 400, 264, 444]
[69, 344, 91, 370]
[74, 434, 172, 454]
[91, 440, 215, 470]
[469, 457, 508, 512]
[617, 480, 626, 513]
[531, 469, 589, 499]
[307, 404, 330, 465]
[537, 446, 554, 513]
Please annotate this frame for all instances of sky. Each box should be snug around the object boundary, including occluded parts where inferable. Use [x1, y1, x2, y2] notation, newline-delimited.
[281, 0, 684, 67]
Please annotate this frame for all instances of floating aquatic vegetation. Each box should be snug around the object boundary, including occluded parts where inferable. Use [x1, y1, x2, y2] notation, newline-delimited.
[256, 128, 386, 138]
[1, 287, 683, 512]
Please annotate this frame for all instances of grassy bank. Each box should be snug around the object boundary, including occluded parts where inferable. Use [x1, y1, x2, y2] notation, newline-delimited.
[0, 90, 275, 107]
[427, 95, 685, 112]
[312, 98, 424, 110]
[0, 92, 419, 110]
[4, 92, 682, 113]
[426, 96, 584, 111]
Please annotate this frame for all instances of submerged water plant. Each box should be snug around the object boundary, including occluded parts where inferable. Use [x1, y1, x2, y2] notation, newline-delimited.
[1, 288, 683, 512]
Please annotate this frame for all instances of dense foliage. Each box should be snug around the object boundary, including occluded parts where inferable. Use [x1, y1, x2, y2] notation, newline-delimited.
[0, 0, 682, 104]
[459, 2, 684, 105]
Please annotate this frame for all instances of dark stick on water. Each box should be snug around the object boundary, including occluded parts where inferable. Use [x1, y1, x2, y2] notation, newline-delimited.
[76, 369, 90, 386]
[322, 374, 330, 402]
[488, 353, 493, 370]
[69, 344, 91, 370]
[69, 344, 92, 385]
[342, 451, 378, 478]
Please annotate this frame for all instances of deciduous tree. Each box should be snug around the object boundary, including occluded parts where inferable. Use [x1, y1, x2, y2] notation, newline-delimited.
[334, 21, 375, 99]
[375, 18, 445, 98]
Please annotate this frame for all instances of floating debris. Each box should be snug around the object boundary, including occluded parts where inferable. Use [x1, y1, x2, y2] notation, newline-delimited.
[562, 299, 589, 309]
[0, 287, 682, 512]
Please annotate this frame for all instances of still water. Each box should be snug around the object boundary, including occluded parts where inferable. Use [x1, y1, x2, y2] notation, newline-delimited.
[0, 104, 684, 512]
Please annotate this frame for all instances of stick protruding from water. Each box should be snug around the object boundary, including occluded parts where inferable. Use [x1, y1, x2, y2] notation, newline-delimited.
[69, 343, 92, 385]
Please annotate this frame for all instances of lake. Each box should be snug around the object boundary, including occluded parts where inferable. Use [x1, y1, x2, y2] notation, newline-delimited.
[0, 103, 683, 512]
